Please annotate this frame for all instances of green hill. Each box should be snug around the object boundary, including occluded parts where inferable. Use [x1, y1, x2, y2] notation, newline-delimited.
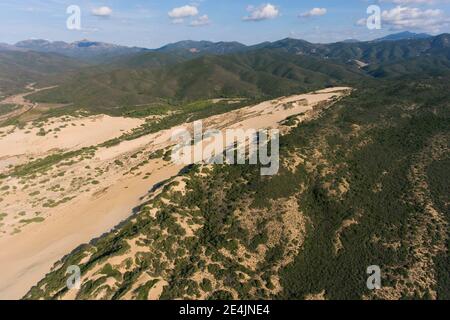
[262, 34, 450, 66]
[0, 51, 87, 96]
[29, 49, 363, 112]
[3, 33, 450, 120]
[155, 40, 247, 57]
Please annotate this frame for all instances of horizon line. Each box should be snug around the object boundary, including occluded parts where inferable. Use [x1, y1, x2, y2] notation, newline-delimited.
[3, 31, 447, 50]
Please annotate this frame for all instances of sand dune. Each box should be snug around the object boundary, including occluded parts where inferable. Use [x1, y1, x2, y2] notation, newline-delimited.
[0, 115, 143, 164]
[0, 87, 350, 299]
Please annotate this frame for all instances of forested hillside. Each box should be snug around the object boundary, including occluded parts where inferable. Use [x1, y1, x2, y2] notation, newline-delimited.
[0, 51, 87, 96]
[28, 50, 363, 111]
[25, 34, 450, 113]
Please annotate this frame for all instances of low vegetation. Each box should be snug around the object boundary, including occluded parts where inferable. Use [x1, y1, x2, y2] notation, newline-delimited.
[24, 78, 450, 300]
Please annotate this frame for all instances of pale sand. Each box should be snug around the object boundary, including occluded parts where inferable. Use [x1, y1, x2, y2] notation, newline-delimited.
[0, 162, 184, 299]
[0, 115, 144, 160]
[0, 87, 350, 299]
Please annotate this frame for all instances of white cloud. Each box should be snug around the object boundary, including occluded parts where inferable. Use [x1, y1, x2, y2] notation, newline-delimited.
[190, 15, 211, 27]
[299, 8, 327, 18]
[92, 6, 112, 17]
[243, 3, 279, 21]
[381, 0, 449, 5]
[356, 5, 450, 32]
[356, 18, 367, 26]
[382, 5, 450, 32]
[168, 5, 199, 19]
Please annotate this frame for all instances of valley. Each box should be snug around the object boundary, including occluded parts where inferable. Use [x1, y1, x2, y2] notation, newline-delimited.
[0, 84, 60, 123]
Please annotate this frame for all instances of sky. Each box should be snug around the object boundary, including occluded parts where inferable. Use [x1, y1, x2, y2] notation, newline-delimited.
[1, 0, 450, 48]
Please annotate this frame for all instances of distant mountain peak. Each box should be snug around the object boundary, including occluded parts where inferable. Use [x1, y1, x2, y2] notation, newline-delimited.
[375, 31, 432, 42]
[0, 43, 26, 52]
[341, 39, 360, 43]
[431, 33, 450, 48]
[12, 39, 147, 61]
[277, 37, 311, 44]
[260, 38, 315, 55]
[155, 40, 247, 55]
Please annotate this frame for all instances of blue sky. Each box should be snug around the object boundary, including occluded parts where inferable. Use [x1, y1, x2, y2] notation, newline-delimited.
[1, 0, 450, 48]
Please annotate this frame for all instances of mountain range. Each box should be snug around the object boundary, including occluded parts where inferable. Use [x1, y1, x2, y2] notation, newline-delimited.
[13, 39, 148, 61]
[1, 32, 450, 107]
[1, 32, 437, 61]
[374, 31, 432, 42]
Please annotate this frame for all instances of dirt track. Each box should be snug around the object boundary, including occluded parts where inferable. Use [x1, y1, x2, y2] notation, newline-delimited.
[0, 84, 56, 122]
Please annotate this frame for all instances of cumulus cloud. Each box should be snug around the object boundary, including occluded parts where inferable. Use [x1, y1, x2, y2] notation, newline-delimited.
[382, 5, 450, 32]
[380, 0, 449, 4]
[168, 4, 212, 27]
[168, 5, 199, 19]
[299, 8, 327, 18]
[243, 3, 279, 21]
[190, 15, 211, 27]
[92, 6, 112, 17]
[356, 5, 450, 32]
